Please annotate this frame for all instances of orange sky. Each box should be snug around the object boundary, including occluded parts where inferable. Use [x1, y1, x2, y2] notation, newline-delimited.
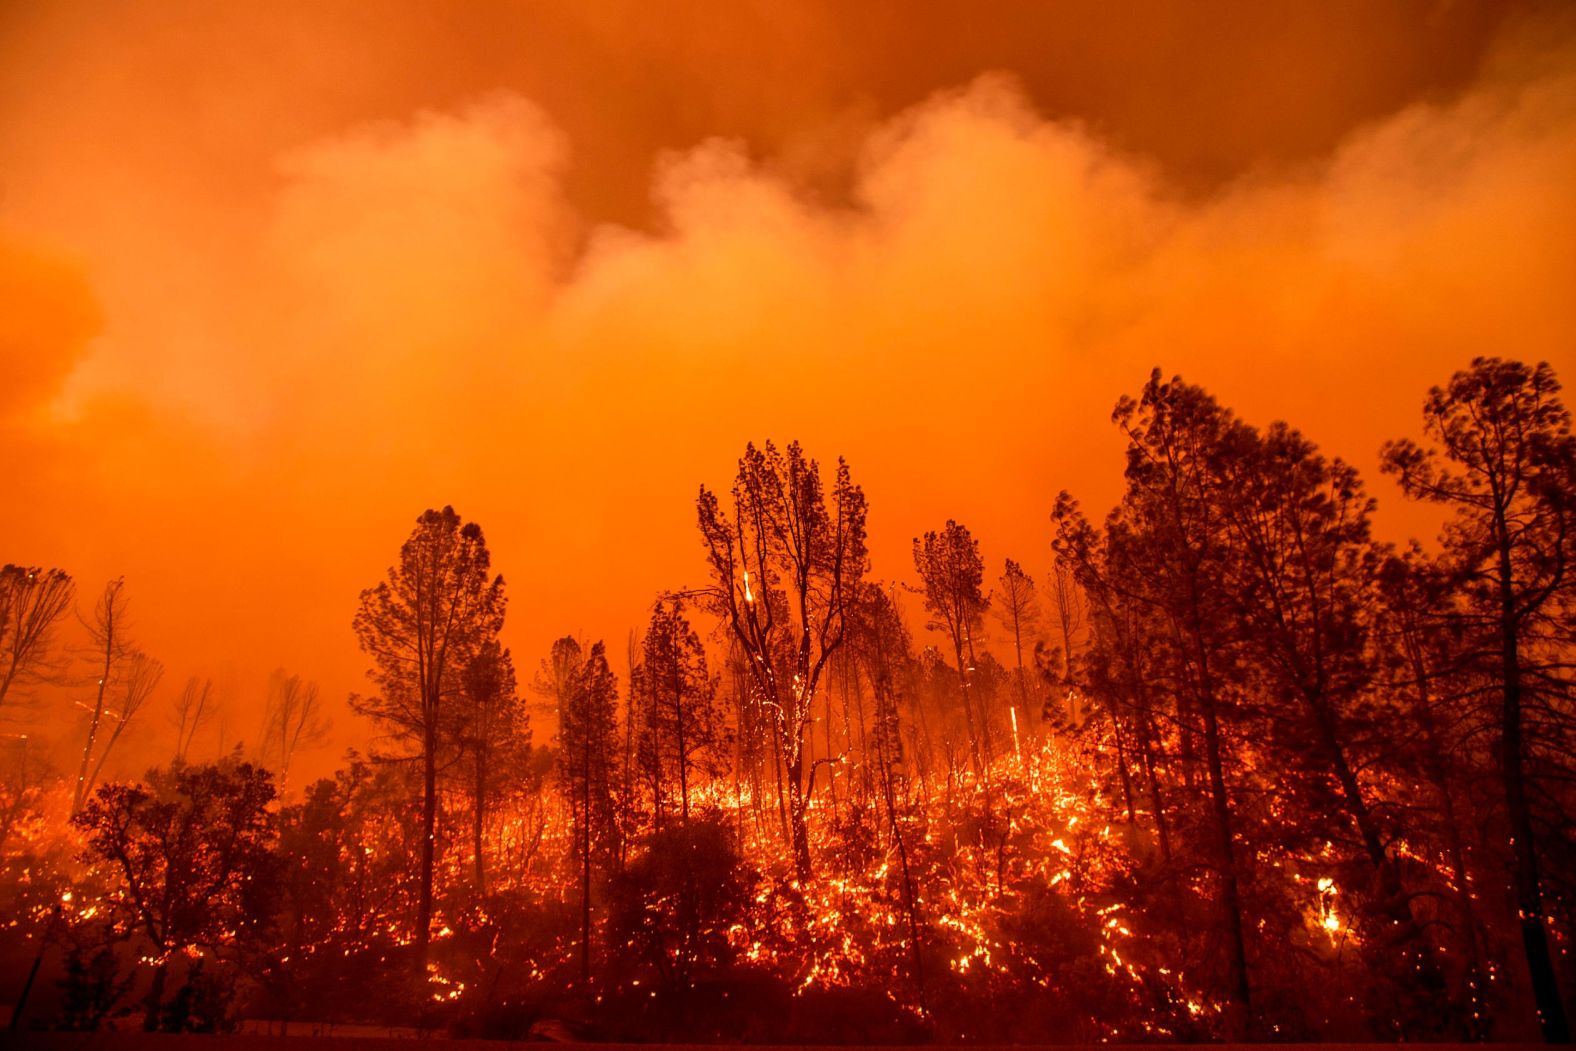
[2, 1, 1574, 777]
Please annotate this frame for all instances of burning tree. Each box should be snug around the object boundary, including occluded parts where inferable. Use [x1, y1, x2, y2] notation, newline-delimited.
[352, 506, 506, 966]
[14, 361, 1576, 1044]
[609, 817, 750, 998]
[696, 440, 868, 879]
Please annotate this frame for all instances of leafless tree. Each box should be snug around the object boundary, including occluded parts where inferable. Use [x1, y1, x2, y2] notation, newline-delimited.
[84, 650, 161, 797]
[262, 670, 331, 794]
[169, 677, 215, 763]
[74, 578, 135, 812]
[0, 565, 75, 714]
[696, 441, 868, 878]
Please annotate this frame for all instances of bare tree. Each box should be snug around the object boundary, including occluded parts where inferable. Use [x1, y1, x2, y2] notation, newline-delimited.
[84, 650, 161, 797]
[74, 578, 133, 812]
[0, 565, 75, 714]
[696, 441, 868, 878]
[0, 733, 52, 856]
[847, 581, 926, 1007]
[169, 677, 214, 763]
[261, 670, 331, 794]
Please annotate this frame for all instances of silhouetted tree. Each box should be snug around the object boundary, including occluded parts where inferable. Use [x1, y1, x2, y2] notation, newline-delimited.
[84, 651, 161, 799]
[544, 637, 619, 982]
[458, 641, 525, 894]
[74, 578, 133, 812]
[995, 559, 1040, 744]
[261, 671, 330, 795]
[610, 818, 748, 995]
[352, 506, 506, 966]
[1048, 560, 1087, 682]
[1219, 419, 1449, 1029]
[0, 565, 74, 713]
[636, 599, 725, 826]
[169, 678, 214, 764]
[1106, 371, 1255, 1028]
[847, 580, 926, 1006]
[696, 440, 868, 878]
[73, 760, 278, 1030]
[268, 759, 422, 1027]
[73, 577, 161, 811]
[914, 521, 992, 773]
[1378, 546, 1493, 1033]
[1383, 357, 1575, 1043]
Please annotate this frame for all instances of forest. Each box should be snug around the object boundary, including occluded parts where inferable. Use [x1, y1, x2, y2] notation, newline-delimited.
[1, 355, 1572, 1043]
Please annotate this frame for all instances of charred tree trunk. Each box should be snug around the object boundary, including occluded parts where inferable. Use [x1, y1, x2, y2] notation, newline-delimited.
[1496, 539, 1569, 1043]
[787, 736, 812, 879]
[141, 958, 168, 1032]
[473, 747, 488, 895]
[416, 724, 437, 967]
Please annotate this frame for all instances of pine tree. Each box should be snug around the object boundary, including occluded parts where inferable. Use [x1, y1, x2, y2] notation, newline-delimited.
[546, 637, 619, 982]
[458, 641, 526, 894]
[995, 559, 1041, 746]
[1383, 358, 1575, 1043]
[635, 599, 725, 827]
[351, 506, 505, 967]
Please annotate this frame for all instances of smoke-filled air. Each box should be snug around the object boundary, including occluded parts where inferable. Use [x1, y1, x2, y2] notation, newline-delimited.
[2, 0, 1575, 1043]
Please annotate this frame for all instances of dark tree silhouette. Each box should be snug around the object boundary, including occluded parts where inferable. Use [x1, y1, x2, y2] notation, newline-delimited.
[352, 506, 505, 967]
[0, 565, 74, 713]
[995, 558, 1041, 748]
[74, 578, 129, 812]
[458, 640, 526, 894]
[73, 577, 161, 813]
[84, 651, 161, 799]
[1218, 418, 1448, 1027]
[73, 760, 278, 1030]
[169, 678, 214, 764]
[696, 440, 868, 878]
[847, 580, 926, 1007]
[914, 521, 992, 773]
[260, 670, 330, 795]
[1383, 357, 1575, 1043]
[1106, 371, 1255, 1028]
[544, 636, 619, 983]
[636, 599, 725, 826]
[610, 818, 749, 995]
